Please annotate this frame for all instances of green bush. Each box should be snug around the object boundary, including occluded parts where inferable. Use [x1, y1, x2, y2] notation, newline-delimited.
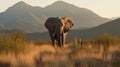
[94, 33, 120, 51]
[0, 32, 27, 54]
[95, 33, 120, 45]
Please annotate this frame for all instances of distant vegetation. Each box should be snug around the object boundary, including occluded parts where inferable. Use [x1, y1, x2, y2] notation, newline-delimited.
[75, 33, 120, 45]
[0, 32, 120, 53]
[0, 32, 120, 54]
[72, 33, 120, 52]
[95, 33, 120, 45]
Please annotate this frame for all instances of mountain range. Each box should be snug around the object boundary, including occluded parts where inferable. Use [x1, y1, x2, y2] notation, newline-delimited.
[0, 1, 110, 32]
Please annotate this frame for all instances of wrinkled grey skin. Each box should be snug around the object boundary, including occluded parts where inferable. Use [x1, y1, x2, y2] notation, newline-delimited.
[44, 17, 74, 47]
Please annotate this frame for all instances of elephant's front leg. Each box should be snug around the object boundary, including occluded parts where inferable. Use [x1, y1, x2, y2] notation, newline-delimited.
[57, 33, 64, 47]
[62, 33, 68, 47]
[56, 34, 62, 47]
[61, 33, 64, 47]
[49, 31, 55, 47]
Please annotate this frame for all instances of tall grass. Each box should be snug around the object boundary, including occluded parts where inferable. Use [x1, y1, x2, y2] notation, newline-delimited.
[0, 33, 120, 67]
[94, 33, 120, 51]
[0, 32, 27, 54]
[95, 33, 120, 45]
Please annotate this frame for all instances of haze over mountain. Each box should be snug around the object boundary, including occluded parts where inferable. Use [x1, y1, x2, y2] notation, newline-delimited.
[27, 18, 120, 40]
[0, 1, 109, 32]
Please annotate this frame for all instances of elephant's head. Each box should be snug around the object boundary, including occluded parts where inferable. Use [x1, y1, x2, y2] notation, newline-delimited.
[60, 17, 74, 33]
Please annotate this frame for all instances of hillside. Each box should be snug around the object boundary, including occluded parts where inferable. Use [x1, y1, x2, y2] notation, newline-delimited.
[68, 18, 120, 39]
[0, 1, 46, 32]
[0, 1, 109, 32]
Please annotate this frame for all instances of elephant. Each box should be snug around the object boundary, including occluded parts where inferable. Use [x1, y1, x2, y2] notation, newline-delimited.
[44, 17, 74, 47]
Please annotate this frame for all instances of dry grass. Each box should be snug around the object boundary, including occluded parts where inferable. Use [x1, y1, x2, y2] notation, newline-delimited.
[0, 42, 56, 67]
[0, 40, 120, 67]
[1, 32, 120, 67]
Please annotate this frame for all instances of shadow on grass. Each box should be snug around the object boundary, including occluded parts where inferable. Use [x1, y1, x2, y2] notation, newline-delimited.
[0, 61, 10, 67]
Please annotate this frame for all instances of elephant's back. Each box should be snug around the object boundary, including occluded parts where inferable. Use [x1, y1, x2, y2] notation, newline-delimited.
[44, 17, 56, 32]
[47, 17, 57, 22]
[45, 17, 59, 27]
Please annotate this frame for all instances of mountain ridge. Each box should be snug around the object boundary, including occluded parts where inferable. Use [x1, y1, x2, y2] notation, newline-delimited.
[0, 1, 110, 32]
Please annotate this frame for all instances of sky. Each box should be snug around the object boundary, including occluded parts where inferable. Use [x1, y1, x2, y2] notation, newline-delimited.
[0, 0, 120, 18]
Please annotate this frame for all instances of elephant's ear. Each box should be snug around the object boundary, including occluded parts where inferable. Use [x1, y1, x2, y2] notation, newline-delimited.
[60, 18, 66, 26]
[64, 17, 74, 26]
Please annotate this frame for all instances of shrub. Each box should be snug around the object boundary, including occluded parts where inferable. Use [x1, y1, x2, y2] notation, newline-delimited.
[95, 33, 120, 45]
[94, 33, 120, 51]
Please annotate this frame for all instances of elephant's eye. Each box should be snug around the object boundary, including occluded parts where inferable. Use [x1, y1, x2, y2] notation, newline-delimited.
[70, 25, 72, 28]
[72, 23, 74, 26]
